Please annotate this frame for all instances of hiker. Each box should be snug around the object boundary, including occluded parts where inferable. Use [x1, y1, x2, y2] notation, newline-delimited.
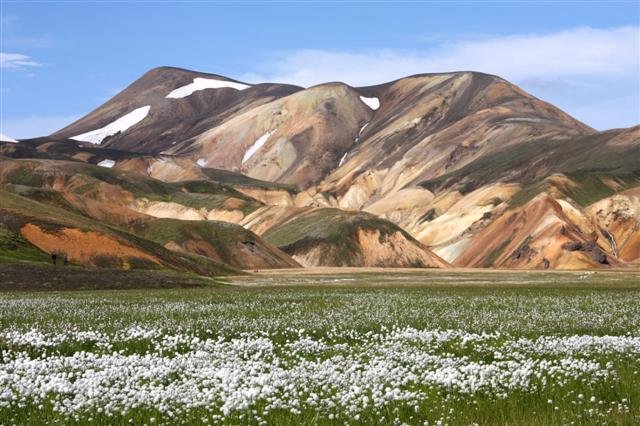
[63, 254, 68, 266]
[51, 253, 57, 265]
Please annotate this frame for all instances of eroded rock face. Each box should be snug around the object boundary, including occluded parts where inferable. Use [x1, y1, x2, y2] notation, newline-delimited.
[2, 68, 637, 270]
[355, 229, 447, 268]
[260, 208, 448, 268]
[452, 195, 620, 270]
[585, 189, 640, 262]
[561, 241, 609, 265]
[20, 223, 160, 269]
[168, 83, 373, 189]
[52, 67, 302, 154]
[129, 218, 300, 270]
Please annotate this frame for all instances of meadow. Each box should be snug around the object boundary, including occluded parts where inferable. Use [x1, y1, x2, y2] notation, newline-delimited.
[0, 270, 638, 425]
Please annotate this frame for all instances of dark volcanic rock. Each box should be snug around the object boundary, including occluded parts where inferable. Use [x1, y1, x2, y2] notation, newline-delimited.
[562, 241, 608, 264]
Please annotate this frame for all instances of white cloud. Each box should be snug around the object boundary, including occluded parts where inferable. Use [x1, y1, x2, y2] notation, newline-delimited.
[1, 115, 79, 139]
[245, 27, 638, 87]
[0, 52, 42, 69]
[241, 26, 639, 129]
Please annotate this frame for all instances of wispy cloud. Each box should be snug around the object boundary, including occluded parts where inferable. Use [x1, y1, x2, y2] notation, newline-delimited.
[0, 52, 42, 69]
[241, 26, 639, 129]
[244, 26, 638, 87]
[1, 115, 79, 139]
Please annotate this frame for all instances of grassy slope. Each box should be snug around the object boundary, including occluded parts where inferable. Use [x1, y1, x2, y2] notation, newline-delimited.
[129, 217, 296, 268]
[263, 208, 417, 265]
[419, 131, 640, 206]
[202, 167, 298, 193]
[0, 137, 141, 162]
[0, 223, 51, 264]
[0, 189, 238, 277]
[1, 158, 264, 213]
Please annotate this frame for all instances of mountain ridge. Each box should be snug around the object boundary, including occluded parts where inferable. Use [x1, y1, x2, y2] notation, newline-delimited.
[1, 66, 638, 272]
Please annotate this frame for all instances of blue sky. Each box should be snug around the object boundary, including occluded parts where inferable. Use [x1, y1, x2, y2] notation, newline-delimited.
[1, 1, 639, 138]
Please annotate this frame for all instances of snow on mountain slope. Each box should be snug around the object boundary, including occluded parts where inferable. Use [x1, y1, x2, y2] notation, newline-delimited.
[71, 106, 151, 144]
[176, 82, 373, 189]
[97, 159, 116, 168]
[338, 152, 348, 167]
[0, 133, 18, 143]
[52, 67, 301, 154]
[359, 96, 380, 110]
[166, 77, 251, 98]
[242, 130, 276, 164]
[33, 67, 639, 270]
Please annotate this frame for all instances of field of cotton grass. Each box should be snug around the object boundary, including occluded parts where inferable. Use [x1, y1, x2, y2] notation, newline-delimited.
[0, 270, 638, 425]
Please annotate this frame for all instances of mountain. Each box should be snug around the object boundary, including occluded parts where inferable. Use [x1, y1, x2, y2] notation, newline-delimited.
[52, 67, 301, 153]
[0, 158, 299, 272]
[1, 66, 638, 273]
[260, 208, 448, 268]
[0, 134, 18, 143]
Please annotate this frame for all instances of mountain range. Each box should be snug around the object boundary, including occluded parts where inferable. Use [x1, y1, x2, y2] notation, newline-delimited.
[1, 66, 638, 274]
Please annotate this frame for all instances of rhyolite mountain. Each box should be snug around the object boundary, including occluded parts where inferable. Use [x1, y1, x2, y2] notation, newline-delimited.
[1, 66, 638, 272]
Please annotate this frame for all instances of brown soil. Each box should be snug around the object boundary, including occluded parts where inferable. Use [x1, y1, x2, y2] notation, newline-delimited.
[21, 223, 160, 268]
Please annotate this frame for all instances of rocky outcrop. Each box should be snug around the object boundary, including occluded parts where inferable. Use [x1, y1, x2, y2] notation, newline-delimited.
[262, 208, 448, 268]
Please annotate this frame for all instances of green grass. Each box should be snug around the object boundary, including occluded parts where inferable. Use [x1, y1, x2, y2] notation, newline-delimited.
[263, 208, 412, 265]
[0, 270, 638, 425]
[508, 172, 639, 209]
[202, 167, 298, 193]
[0, 189, 238, 277]
[419, 130, 640, 204]
[1, 158, 264, 214]
[130, 218, 263, 267]
[563, 172, 634, 207]
[0, 223, 49, 263]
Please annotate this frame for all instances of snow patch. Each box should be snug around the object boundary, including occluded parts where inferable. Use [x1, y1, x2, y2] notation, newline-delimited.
[359, 96, 379, 110]
[242, 130, 276, 164]
[354, 122, 370, 143]
[0, 133, 18, 143]
[166, 77, 251, 99]
[71, 106, 151, 145]
[338, 152, 348, 167]
[196, 158, 207, 167]
[97, 159, 115, 168]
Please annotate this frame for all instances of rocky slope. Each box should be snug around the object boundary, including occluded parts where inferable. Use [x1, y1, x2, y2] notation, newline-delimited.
[52, 67, 301, 154]
[1, 66, 638, 271]
[0, 158, 299, 271]
[260, 208, 448, 268]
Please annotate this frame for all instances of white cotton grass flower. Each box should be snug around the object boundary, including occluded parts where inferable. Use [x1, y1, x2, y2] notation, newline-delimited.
[0, 288, 638, 423]
[0, 324, 637, 422]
